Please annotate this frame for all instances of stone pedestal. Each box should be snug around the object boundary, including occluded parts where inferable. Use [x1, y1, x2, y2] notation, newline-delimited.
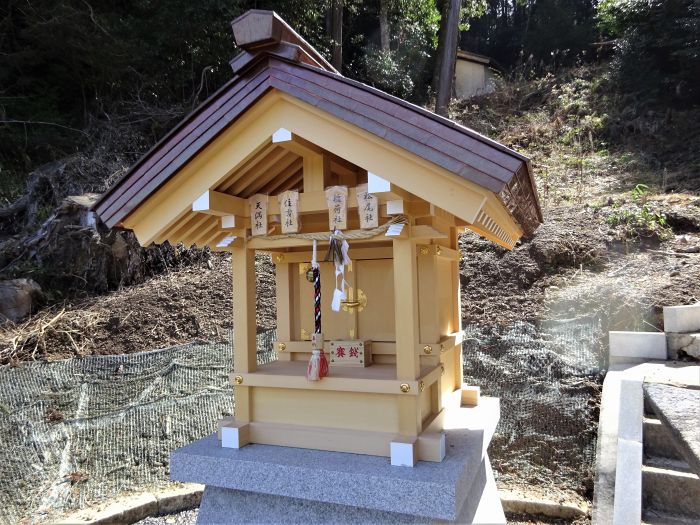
[170, 399, 505, 524]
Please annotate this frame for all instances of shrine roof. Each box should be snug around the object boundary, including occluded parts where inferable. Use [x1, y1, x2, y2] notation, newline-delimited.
[93, 10, 542, 239]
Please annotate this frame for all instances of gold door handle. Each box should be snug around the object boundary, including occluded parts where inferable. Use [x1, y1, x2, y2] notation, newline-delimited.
[341, 301, 361, 307]
[341, 288, 367, 313]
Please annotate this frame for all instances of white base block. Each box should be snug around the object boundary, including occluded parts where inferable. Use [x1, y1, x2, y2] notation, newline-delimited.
[664, 303, 700, 333]
[390, 437, 418, 467]
[609, 331, 667, 363]
[221, 424, 248, 449]
[216, 416, 235, 440]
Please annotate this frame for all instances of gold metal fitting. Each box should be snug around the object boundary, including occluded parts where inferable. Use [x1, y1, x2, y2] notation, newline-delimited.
[277, 343, 286, 351]
[274, 254, 284, 263]
[436, 246, 442, 256]
[440, 365, 445, 376]
[233, 375, 243, 385]
[423, 345, 433, 354]
[341, 287, 367, 313]
[400, 383, 411, 393]
[419, 380, 425, 392]
[440, 344, 446, 353]
[419, 246, 429, 256]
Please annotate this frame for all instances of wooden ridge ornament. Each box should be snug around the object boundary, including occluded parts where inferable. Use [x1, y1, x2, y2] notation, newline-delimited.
[278, 190, 300, 233]
[356, 184, 379, 229]
[325, 186, 348, 230]
[249, 194, 268, 236]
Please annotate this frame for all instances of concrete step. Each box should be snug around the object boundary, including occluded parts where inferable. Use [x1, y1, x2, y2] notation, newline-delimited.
[645, 454, 693, 472]
[644, 417, 684, 460]
[643, 508, 700, 525]
[642, 458, 700, 519]
[664, 303, 700, 333]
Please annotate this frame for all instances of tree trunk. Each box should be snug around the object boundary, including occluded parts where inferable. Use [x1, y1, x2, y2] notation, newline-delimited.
[434, 0, 461, 116]
[379, 0, 390, 52]
[331, 0, 343, 70]
[432, 0, 446, 95]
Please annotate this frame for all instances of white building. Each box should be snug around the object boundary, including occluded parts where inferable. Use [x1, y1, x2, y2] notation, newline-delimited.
[454, 50, 498, 99]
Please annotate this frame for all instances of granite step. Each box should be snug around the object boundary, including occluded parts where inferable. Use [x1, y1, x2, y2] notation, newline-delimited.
[643, 417, 684, 460]
[643, 508, 700, 525]
[642, 459, 700, 519]
[644, 382, 700, 478]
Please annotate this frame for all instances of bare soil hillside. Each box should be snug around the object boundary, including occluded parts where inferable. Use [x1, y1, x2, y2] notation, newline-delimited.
[0, 255, 275, 364]
[2, 194, 698, 364]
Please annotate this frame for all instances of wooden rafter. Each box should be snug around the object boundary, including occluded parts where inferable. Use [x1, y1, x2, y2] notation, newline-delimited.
[168, 213, 211, 243]
[182, 216, 218, 247]
[224, 147, 293, 194]
[240, 152, 300, 197]
[259, 162, 302, 195]
[273, 171, 303, 194]
[214, 142, 277, 193]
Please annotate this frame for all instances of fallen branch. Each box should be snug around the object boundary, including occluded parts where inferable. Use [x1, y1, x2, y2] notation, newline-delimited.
[0, 119, 88, 136]
[645, 249, 697, 258]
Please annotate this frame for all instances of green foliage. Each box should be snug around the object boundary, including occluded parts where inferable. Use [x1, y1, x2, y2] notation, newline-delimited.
[605, 185, 673, 241]
[346, 0, 439, 101]
[597, 0, 700, 104]
[462, 0, 598, 71]
[0, 0, 250, 187]
[0, 0, 696, 204]
[352, 49, 415, 98]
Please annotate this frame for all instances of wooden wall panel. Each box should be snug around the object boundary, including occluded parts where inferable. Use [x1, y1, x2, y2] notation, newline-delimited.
[251, 387, 399, 433]
[437, 258, 455, 336]
[356, 259, 395, 342]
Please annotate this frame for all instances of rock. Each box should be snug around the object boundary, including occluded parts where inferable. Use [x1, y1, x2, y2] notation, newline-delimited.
[667, 332, 700, 360]
[0, 194, 208, 301]
[0, 278, 43, 322]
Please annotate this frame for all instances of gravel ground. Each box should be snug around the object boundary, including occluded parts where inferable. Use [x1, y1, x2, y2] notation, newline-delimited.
[135, 508, 587, 524]
[136, 508, 198, 525]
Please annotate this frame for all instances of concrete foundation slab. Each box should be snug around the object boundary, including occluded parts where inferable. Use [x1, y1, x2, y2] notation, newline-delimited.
[170, 401, 502, 523]
[195, 455, 505, 524]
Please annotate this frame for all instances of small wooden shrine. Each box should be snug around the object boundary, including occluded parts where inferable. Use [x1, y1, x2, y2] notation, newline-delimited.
[94, 10, 541, 467]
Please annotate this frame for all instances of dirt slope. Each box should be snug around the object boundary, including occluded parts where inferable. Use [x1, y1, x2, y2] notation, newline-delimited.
[2, 195, 698, 364]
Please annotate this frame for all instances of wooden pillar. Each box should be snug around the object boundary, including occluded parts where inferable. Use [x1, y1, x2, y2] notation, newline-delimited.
[232, 243, 256, 423]
[275, 260, 293, 361]
[303, 152, 329, 193]
[393, 237, 421, 436]
[418, 250, 441, 344]
[450, 227, 463, 390]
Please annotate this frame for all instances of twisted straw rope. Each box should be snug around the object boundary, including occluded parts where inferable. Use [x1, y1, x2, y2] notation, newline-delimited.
[249, 215, 407, 242]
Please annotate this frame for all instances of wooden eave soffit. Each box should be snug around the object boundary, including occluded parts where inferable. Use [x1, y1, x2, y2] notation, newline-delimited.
[122, 92, 520, 249]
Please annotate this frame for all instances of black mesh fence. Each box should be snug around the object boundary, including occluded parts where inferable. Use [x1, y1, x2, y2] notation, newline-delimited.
[0, 331, 276, 525]
[463, 315, 605, 496]
[0, 319, 604, 523]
